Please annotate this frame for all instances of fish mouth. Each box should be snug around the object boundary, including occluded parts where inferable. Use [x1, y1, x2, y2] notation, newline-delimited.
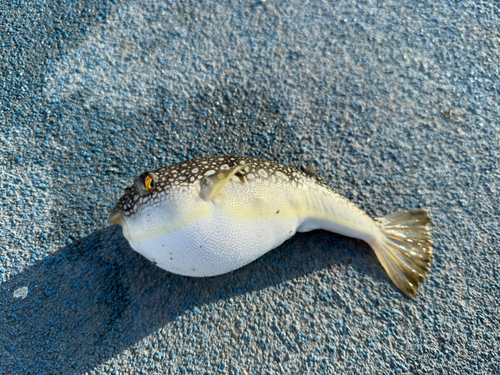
[109, 207, 124, 226]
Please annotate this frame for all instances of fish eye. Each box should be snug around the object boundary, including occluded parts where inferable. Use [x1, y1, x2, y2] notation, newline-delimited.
[144, 175, 155, 192]
[135, 172, 157, 195]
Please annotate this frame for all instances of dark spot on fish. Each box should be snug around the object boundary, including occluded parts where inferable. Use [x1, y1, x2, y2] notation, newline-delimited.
[276, 209, 280, 214]
[234, 172, 246, 183]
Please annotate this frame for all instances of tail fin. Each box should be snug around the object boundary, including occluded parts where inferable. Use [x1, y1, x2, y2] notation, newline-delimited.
[371, 209, 433, 298]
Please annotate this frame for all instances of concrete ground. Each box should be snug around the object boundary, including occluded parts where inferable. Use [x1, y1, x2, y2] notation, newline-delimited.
[0, 0, 499, 374]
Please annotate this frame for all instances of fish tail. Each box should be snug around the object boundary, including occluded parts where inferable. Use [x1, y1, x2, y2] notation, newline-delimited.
[370, 209, 433, 298]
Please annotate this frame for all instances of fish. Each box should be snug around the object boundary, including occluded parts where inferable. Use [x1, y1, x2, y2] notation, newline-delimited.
[109, 155, 432, 298]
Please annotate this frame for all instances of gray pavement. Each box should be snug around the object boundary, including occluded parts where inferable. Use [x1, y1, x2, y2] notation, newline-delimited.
[0, 0, 499, 374]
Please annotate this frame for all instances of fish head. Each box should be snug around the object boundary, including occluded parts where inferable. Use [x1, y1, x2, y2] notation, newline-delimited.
[109, 161, 217, 248]
[109, 171, 159, 225]
[109, 168, 188, 243]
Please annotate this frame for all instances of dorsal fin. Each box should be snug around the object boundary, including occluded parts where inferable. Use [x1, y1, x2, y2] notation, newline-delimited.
[199, 163, 250, 201]
[304, 164, 318, 177]
[304, 163, 324, 182]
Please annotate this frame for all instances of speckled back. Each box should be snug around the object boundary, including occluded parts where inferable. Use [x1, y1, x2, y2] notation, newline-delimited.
[114, 155, 327, 218]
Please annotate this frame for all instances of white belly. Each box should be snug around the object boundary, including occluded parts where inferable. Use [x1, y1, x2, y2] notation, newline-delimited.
[124, 208, 302, 277]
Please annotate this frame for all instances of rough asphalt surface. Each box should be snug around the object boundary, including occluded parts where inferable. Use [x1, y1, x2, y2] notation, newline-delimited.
[1, 0, 499, 374]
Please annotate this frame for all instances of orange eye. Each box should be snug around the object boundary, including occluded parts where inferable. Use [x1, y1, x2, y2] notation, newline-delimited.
[144, 175, 155, 192]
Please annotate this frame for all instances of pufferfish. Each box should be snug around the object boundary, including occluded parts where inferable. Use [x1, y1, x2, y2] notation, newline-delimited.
[109, 155, 432, 298]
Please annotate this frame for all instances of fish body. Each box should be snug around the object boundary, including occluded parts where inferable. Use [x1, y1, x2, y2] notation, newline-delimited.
[110, 155, 432, 297]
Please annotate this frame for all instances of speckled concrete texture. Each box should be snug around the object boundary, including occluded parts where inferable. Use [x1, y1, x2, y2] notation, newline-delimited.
[1, 0, 499, 374]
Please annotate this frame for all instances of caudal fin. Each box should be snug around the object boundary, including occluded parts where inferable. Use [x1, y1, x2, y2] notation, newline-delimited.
[371, 209, 433, 298]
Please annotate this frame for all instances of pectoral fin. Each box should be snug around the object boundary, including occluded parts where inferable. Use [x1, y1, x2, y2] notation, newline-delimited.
[200, 164, 250, 201]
